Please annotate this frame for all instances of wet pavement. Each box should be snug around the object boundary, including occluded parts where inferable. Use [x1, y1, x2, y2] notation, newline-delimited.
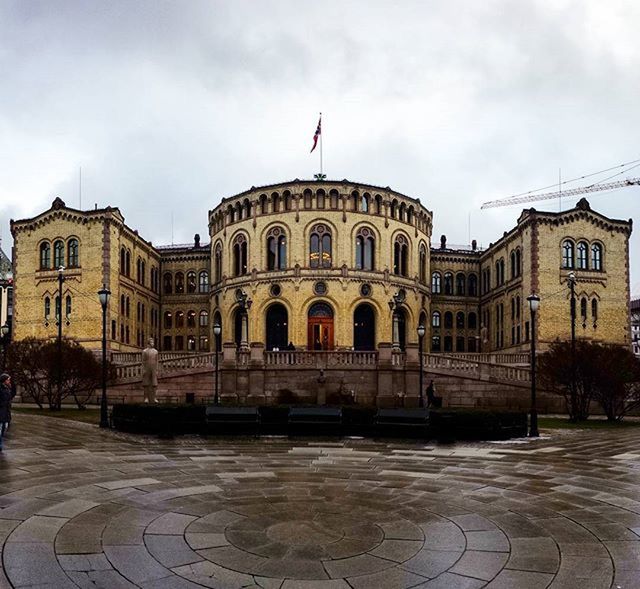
[0, 415, 639, 588]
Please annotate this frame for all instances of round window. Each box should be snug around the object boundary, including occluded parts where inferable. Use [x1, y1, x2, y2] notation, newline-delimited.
[270, 284, 282, 297]
[314, 281, 328, 295]
[360, 283, 372, 297]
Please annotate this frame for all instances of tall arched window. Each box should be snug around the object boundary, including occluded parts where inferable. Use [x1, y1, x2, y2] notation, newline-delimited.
[456, 312, 465, 329]
[187, 310, 196, 328]
[432, 311, 441, 328]
[303, 189, 312, 209]
[432, 272, 442, 294]
[355, 227, 375, 271]
[175, 310, 184, 328]
[580, 297, 587, 322]
[510, 251, 516, 279]
[577, 241, 588, 270]
[164, 311, 172, 329]
[515, 249, 521, 276]
[393, 235, 408, 276]
[40, 242, 51, 269]
[562, 240, 575, 269]
[374, 194, 382, 214]
[120, 247, 126, 274]
[444, 311, 453, 329]
[330, 189, 340, 209]
[444, 272, 453, 295]
[361, 193, 370, 213]
[390, 199, 397, 218]
[233, 234, 248, 276]
[591, 243, 603, 271]
[592, 298, 598, 322]
[199, 310, 209, 327]
[175, 272, 185, 294]
[53, 240, 64, 268]
[309, 224, 332, 268]
[455, 273, 465, 296]
[67, 239, 79, 267]
[267, 227, 287, 270]
[163, 273, 172, 294]
[419, 244, 427, 284]
[214, 244, 223, 282]
[468, 274, 478, 296]
[271, 192, 281, 213]
[468, 312, 477, 329]
[125, 250, 131, 276]
[186, 271, 197, 294]
[199, 271, 209, 293]
[65, 295, 72, 318]
[44, 296, 51, 319]
[316, 189, 325, 209]
[353, 303, 376, 350]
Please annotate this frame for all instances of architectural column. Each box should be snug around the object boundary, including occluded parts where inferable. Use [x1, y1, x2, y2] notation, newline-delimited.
[392, 312, 400, 350]
[240, 312, 249, 349]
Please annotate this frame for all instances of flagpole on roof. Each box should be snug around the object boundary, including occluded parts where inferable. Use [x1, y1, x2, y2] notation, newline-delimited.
[319, 112, 323, 177]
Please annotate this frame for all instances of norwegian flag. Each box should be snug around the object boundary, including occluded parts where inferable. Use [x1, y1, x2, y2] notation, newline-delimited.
[310, 115, 322, 153]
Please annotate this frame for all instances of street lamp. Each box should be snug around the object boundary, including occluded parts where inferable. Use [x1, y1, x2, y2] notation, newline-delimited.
[213, 323, 221, 405]
[98, 285, 111, 429]
[527, 294, 540, 437]
[0, 324, 9, 371]
[417, 324, 425, 408]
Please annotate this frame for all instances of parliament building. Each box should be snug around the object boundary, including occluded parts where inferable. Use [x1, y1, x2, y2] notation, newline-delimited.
[9, 180, 633, 358]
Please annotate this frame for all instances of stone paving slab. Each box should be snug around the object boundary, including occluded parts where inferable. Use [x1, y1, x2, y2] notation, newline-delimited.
[1, 414, 640, 588]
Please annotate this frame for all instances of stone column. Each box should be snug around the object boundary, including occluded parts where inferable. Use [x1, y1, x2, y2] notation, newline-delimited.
[240, 312, 249, 349]
[392, 313, 400, 350]
[377, 343, 394, 407]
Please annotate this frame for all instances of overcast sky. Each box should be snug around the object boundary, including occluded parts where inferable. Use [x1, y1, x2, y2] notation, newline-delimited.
[1, 0, 639, 295]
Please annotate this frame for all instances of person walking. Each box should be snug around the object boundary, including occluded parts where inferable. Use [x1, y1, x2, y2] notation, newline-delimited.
[0, 373, 12, 451]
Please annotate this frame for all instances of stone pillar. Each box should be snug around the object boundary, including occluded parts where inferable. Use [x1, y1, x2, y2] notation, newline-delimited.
[377, 343, 394, 407]
[248, 342, 265, 405]
[221, 343, 237, 404]
[392, 313, 400, 350]
[240, 313, 249, 349]
[404, 343, 420, 407]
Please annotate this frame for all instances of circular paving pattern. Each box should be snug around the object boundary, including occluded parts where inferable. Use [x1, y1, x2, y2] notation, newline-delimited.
[1, 415, 640, 589]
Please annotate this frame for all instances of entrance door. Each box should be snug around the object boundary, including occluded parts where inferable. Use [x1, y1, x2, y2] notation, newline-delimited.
[353, 303, 375, 350]
[307, 302, 334, 350]
[266, 304, 288, 350]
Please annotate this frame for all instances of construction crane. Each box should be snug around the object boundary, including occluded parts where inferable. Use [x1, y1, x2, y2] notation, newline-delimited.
[481, 178, 640, 209]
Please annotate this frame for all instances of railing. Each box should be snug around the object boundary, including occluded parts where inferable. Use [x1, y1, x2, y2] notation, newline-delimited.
[443, 352, 530, 365]
[114, 352, 220, 381]
[422, 353, 531, 383]
[111, 351, 211, 365]
[265, 350, 378, 367]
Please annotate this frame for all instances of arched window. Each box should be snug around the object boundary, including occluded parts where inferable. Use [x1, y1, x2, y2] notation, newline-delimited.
[495, 260, 501, 286]
[444, 272, 453, 295]
[303, 189, 312, 209]
[455, 273, 465, 296]
[67, 239, 79, 267]
[432, 311, 441, 328]
[187, 336, 196, 351]
[267, 227, 287, 270]
[260, 194, 268, 214]
[44, 296, 51, 319]
[271, 192, 281, 213]
[329, 189, 339, 209]
[175, 310, 184, 328]
[444, 311, 453, 329]
[125, 250, 131, 277]
[175, 272, 185, 294]
[419, 244, 427, 284]
[456, 312, 465, 329]
[316, 189, 325, 209]
[214, 244, 223, 282]
[266, 303, 289, 351]
[432, 272, 442, 294]
[186, 271, 197, 294]
[580, 297, 587, 321]
[374, 194, 382, 214]
[120, 294, 125, 314]
[65, 295, 72, 318]
[164, 311, 172, 329]
[515, 249, 521, 276]
[163, 273, 173, 294]
[187, 310, 196, 328]
[233, 235, 248, 276]
[577, 241, 588, 270]
[355, 227, 375, 271]
[309, 224, 332, 268]
[562, 240, 575, 269]
[468, 274, 478, 296]
[393, 235, 408, 276]
[126, 297, 130, 318]
[120, 247, 126, 274]
[235, 201, 242, 221]
[592, 298, 598, 322]
[198, 271, 209, 293]
[510, 251, 516, 279]
[361, 193, 370, 213]
[351, 191, 359, 211]
[591, 243, 603, 271]
[53, 240, 64, 268]
[40, 242, 51, 269]
[468, 312, 477, 329]
[243, 198, 252, 218]
[199, 310, 209, 327]
[390, 199, 397, 218]
[353, 303, 376, 350]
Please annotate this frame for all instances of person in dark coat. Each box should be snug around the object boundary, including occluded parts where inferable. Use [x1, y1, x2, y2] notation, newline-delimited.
[0, 373, 12, 451]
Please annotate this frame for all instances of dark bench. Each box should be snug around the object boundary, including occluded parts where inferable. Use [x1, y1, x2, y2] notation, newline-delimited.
[205, 406, 260, 435]
[288, 407, 343, 436]
[374, 408, 429, 438]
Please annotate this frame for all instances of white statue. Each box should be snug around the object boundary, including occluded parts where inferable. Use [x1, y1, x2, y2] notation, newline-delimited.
[142, 338, 159, 403]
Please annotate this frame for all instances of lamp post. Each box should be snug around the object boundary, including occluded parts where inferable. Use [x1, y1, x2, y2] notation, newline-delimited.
[417, 324, 425, 408]
[0, 324, 9, 371]
[527, 294, 540, 437]
[98, 285, 111, 429]
[213, 323, 221, 405]
[567, 271, 577, 418]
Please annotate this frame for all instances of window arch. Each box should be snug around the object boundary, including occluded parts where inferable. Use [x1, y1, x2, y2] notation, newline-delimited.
[580, 297, 587, 322]
[355, 227, 375, 271]
[187, 310, 196, 328]
[175, 272, 185, 294]
[271, 192, 281, 213]
[351, 191, 360, 211]
[374, 194, 382, 214]
[303, 189, 312, 209]
[54, 240, 65, 268]
[361, 193, 370, 213]
[260, 194, 268, 214]
[163, 272, 173, 295]
[233, 234, 248, 276]
[455, 273, 465, 296]
[309, 224, 332, 268]
[39, 242, 51, 270]
[510, 251, 516, 279]
[419, 243, 427, 284]
[125, 249, 131, 277]
[444, 311, 453, 329]
[329, 189, 340, 210]
[591, 243, 603, 271]
[468, 273, 478, 296]
[316, 189, 325, 209]
[65, 295, 72, 318]
[577, 241, 588, 270]
[592, 298, 598, 322]
[44, 296, 51, 319]
[267, 227, 287, 270]
[214, 243, 223, 282]
[164, 311, 172, 329]
[431, 272, 442, 294]
[175, 310, 184, 328]
[456, 312, 465, 329]
[468, 312, 477, 329]
[199, 271, 209, 293]
[120, 247, 126, 274]
[353, 303, 376, 350]
[390, 199, 397, 219]
[562, 240, 575, 269]
[186, 271, 197, 294]
[199, 310, 209, 327]
[393, 234, 408, 276]
[432, 311, 441, 328]
[67, 239, 79, 267]
[444, 272, 453, 295]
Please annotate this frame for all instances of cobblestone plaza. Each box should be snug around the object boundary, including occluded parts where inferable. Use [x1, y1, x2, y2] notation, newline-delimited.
[0, 417, 639, 588]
